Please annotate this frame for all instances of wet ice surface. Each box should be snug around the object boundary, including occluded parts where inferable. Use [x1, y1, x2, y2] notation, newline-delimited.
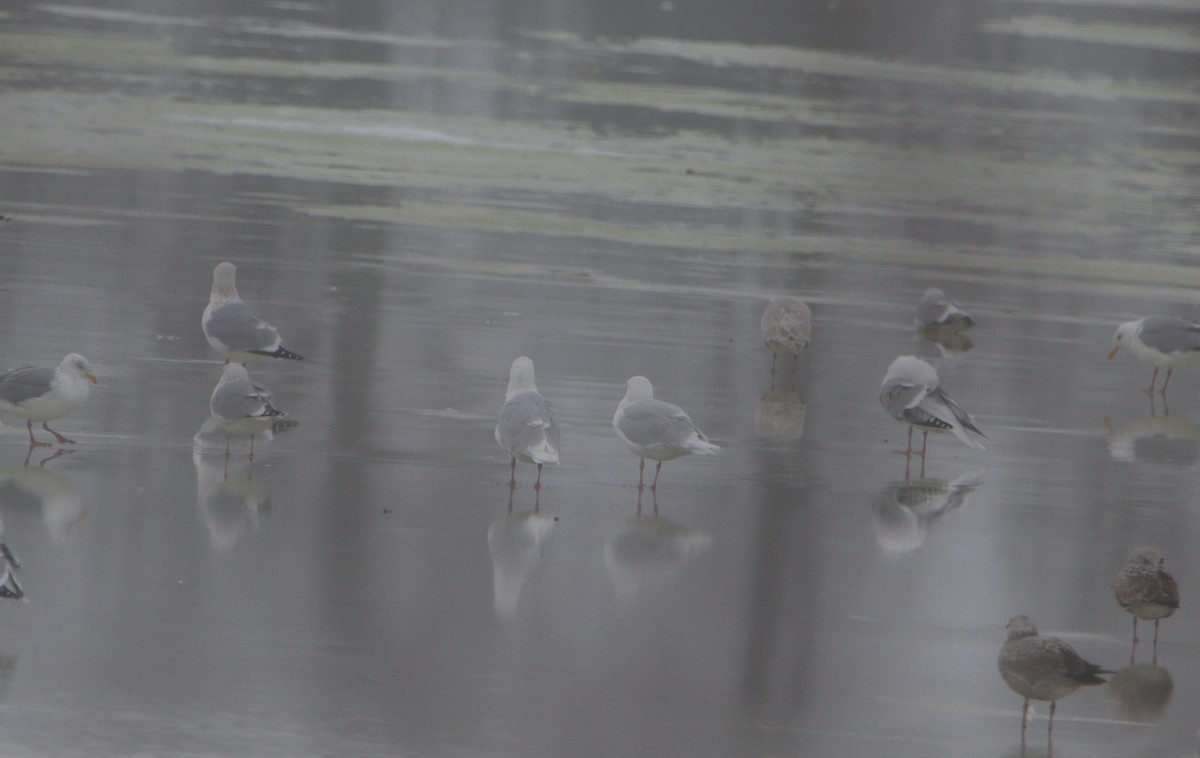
[1, 1, 1199, 756]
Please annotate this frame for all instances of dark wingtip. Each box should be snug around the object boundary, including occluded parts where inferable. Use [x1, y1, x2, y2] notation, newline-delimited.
[251, 346, 304, 361]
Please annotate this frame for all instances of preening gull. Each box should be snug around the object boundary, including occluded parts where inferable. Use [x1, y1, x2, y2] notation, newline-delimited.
[0, 353, 97, 447]
[495, 357, 560, 490]
[613, 376, 719, 491]
[879, 355, 985, 458]
[202, 261, 303, 363]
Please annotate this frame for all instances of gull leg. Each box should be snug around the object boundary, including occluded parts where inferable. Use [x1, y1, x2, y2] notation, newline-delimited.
[1145, 367, 1159, 395]
[42, 422, 75, 445]
[534, 463, 543, 492]
[26, 421, 51, 448]
[638, 458, 646, 491]
[1020, 698, 1029, 740]
[650, 461, 662, 492]
[509, 457, 517, 490]
[893, 426, 915, 457]
[224, 431, 232, 460]
[1132, 615, 1139, 645]
[1160, 368, 1173, 395]
[918, 431, 929, 459]
[1048, 700, 1056, 739]
[248, 434, 256, 461]
[769, 353, 777, 377]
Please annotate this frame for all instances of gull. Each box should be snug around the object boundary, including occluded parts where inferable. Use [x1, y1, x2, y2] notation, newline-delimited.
[760, 297, 811, 378]
[879, 355, 985, 458]
[613, 376, 719, 491]
[1112, 547, 1180, 648]
[495, 357, 560, 490]
[0, 353, 97, 447]
[209, 363, 286, 460]
[1109, 316, 1200, 395]
[202, 261, 303, 363]
[914, 287, 975, 330]
[998, 615, 1110, 740]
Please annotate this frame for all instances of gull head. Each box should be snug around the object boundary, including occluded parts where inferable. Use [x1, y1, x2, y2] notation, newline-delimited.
[506, 357, 538, 399]
[1127, 546, 1164, 567]
[1005, 615, 1039, 641]
[1109, 321, 1138, 360]
[61, 353, 98, 384]
[218, 362, 251, 387]
[212, 261, 239, 300]
[620, 376, 655, 409]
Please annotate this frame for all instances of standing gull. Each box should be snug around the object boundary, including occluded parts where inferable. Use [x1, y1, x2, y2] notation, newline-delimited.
[1112, 547, 1180, 648]
[760, 297, 811, 378]
[613, 376, 719, 491]
[0, 353, 97, 447]
[879, 355, 985, 458]
[998, 615, 1110, 740]
[1109, 316, 1200, 395]
[202, 261, 303, 363]
[495, 357, 560, 490]
[915, 287, 975, 330]
[209, 363, 286, 460]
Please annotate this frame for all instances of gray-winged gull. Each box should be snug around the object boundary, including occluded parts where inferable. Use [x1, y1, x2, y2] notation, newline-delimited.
[203, 261, 303, 363]
[495, 357, 560, 490]
[879, 355, 985, 457]
[613, 376, 719, 491]
[1109, 316, 1200, 395]
[998, 615, 1110, 740]
[209, 363, 286, 459]
[915, 287, 975, 330]
[0, 353, 97, 447]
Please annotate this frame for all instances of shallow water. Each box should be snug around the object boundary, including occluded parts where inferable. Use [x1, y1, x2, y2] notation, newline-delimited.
[1, 1, 1199, 756]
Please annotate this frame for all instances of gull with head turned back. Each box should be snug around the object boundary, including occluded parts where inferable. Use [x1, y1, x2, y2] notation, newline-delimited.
[495, 357, 560, 490]
[879, 355, 985, 459]
[202, 262, 303, 364]
[613, 376, 719, 491]
[915, 287, 975, 331]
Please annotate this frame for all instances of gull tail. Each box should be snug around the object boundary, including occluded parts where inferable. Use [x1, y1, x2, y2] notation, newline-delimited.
[688, 435, 721, 455]
[528, 440, 559, 466]
[252, 345, 304, 361]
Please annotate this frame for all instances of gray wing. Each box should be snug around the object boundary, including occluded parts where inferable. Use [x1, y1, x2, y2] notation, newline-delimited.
[497, 391, 559, 452]
[206, 300, 281, 352]
[925, 387, 986, 437]
[879, 381, 928, 422]
[0, 366, 54, 405]
[1137, 316, 1200, 355]
[212, 379, 281, 420]
[619, 399, 705, 448]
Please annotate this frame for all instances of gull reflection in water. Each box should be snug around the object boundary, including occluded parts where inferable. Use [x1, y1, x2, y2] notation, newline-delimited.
[871, 471, 983, 553]
[193, 420, 272, 551]
[487, 487, 555, 619]
[0, 654, 17, 701]
[912, 327, 975, 365]
[1104, 404, 1200, 464]
[1108, 663, 1173, 723]
[0, 516, 24, 601]
[604, 489, 713, 605]
[754, 389, 806, 440]
[0, 462, 85, 545]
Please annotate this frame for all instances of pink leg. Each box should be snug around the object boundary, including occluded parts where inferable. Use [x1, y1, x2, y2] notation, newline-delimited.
[26, 421, 50, 448]
[1160, 368, 1173, 395]
[650, 461, 662, 491]
[638, 458, 646, 490]
[42, 422, 74, 445]
[534, 463, 543, 491]
[1145, 367, 1159, 395]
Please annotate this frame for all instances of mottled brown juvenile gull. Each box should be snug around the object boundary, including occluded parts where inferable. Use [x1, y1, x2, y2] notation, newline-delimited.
[998, 615, 1110, 739]
[613, 376, 719, 491]
[760, 297, 811, 376]
[1109, 316, 1200, 395]
[209, 363, 286, 460]
[1112, 547, 1180, 647]
[879, 355, 985, 458]
[914, 287, 975, 330]
[0, 353, 97, 447]
[495, 357, 559, 490]
[202, 261, 303, 364]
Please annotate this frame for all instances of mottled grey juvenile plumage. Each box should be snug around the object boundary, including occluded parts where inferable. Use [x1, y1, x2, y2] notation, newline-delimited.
[1112, 547, 1180, 646]
[761, 297, 811, 376]
[998, 615, 1110, 739]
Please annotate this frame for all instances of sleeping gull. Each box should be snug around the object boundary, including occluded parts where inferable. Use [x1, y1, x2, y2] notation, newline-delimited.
[0, 353, 97, 447]
[202, 261, 303, 364]
[495, 357, 560, 490]
[914, 287, 975, 330]
[613, 376, 719, 491]
[998, 615, 1110, 740]
[879, 355, 985, 458]
[760, 297, 811, 378]
[1112, 547, 1180, 648]
[1109, 316, 1200, 395]
[209, 363, 286, 460]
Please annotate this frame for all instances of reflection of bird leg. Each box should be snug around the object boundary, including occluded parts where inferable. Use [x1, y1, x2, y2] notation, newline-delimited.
[37, 448, 72, 467]
[534, 463, 543, 492]
[791, 354, 799, 383]
[248, 434, 256, 462]
[650, 461, 662, 492]
[635, 487, 643, 518]
[637, 458, 646, 491]
[1143, 368, 1159, 396]
[651, 488, 659, 517]
[25, 421, 51, 448]
[1160, 368, 1173, 395]
[534, 486, 541, 514]
[1152, 628, 1159, 667]
[918, 454, 926, 479]
[507, 485, 514, 516]
[224, 432, 232, 460]
[42, 422, 74, 446]
[769, 353, 777, 378]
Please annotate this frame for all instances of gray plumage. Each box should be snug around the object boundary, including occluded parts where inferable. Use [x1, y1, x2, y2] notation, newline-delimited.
[879, 355, 985, 450]
[210, 364, 285, 460]
[1113, 547, 1180, 644]
[202, 262, 303, 362]
[614, 376, 718, 490]
[1109, 316, 1200, 393]
[495, 357, 559, 488]
[915, 287, 975, 330]
[998, 615, 1110, 737]
[0, 353, 98, 447]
